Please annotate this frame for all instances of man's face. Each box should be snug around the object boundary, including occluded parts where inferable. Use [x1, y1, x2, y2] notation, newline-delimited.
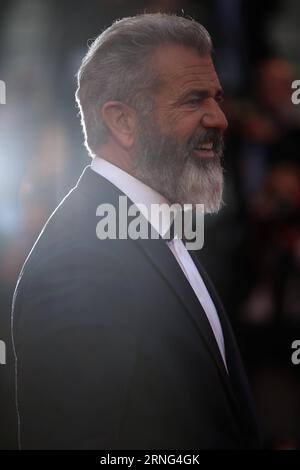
[132, 44, 228, 213]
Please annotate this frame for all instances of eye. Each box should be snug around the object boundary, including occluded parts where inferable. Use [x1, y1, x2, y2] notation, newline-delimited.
[216, 95, 224, 105]
[186, 99, 201, 106]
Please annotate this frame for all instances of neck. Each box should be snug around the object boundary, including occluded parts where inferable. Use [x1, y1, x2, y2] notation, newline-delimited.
[96, 142, 137, 178]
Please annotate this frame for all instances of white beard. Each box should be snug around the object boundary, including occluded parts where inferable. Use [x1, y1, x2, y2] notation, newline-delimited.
[175, 157, 224, 213]
[132, 114, 225, 213]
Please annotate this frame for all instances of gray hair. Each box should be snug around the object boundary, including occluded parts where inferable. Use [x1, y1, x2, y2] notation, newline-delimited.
[75, 13, 212, 157]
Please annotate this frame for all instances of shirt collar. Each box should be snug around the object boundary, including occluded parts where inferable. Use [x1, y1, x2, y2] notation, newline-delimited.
[91, 156, 175, 238]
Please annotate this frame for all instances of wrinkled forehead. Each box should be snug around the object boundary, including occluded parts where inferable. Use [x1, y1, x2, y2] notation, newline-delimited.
[149, 44, 221, 96]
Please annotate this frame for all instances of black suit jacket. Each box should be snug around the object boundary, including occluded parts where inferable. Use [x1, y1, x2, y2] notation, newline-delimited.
[12, 165, 261, 449]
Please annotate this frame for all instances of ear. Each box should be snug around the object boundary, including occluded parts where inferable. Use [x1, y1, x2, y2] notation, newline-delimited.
[101, 101, 137, 149]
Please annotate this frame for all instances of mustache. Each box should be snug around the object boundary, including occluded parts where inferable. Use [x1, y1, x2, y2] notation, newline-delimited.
[187, 129, 224, 158]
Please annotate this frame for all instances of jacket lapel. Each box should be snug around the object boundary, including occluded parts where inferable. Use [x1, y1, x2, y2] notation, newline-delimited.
[135, 236, 242, 415]
[188, 249, 261, 441]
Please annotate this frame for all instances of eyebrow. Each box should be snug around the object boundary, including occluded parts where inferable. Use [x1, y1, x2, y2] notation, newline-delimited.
[180, 88, 224, 102]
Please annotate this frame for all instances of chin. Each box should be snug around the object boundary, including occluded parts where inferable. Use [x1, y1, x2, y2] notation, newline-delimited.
[175, 155, 224, 212]
[203, 186, 224, 214]
[191, 194, 223, 214]
[203, 199, 223, 214]
[179, 180, 224, 214]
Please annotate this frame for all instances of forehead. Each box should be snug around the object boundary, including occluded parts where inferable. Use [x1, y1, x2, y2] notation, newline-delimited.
[150, 44, 221, 97]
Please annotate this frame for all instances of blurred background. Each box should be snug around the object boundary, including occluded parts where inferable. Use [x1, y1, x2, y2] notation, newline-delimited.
[0, 0, 300, 450]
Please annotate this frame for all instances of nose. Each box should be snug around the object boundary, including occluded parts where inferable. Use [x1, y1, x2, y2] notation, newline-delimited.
[201, 99, 228, 132]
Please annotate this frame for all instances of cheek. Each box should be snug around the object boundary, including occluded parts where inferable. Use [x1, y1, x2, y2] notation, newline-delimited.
[169, 113, 201, 142]
[176, 111, 204, 136]
[157, 107, 203, 141]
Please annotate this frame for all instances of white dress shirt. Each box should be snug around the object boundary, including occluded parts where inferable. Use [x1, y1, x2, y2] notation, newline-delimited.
[91, 156, 228, 371]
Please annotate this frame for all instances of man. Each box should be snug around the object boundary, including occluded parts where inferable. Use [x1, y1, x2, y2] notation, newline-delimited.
[12, 13, 260, 449]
